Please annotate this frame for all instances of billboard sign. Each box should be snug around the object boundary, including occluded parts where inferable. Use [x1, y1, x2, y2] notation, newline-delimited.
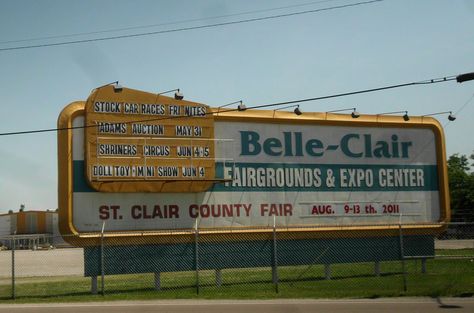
[58, 86, 449, 245]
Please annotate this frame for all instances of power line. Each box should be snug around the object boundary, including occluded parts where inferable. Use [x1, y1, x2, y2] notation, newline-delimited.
[441, 93, 474, 132]
[246, 76, 458, 111]
[0, 0, 382, 52]
[0, 0, 346, 45]
[0, 73, 461, 137]
[454, 93, 474, 116]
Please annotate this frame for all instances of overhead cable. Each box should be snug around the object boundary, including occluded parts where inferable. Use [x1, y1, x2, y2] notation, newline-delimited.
[0, 0, 382, 52]
[0, 0, 349, 45]
[0, 73, 465, 137]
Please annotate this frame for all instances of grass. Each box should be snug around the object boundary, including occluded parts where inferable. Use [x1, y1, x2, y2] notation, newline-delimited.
[436, 249, 474, 257]
[0, 253, 472, 303]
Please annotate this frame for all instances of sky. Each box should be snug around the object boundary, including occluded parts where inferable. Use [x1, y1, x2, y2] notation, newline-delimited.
[0, 0, 473, 212]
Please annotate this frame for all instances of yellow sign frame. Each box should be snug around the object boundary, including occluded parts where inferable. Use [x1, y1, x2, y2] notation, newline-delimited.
[58, 101, 450, 246]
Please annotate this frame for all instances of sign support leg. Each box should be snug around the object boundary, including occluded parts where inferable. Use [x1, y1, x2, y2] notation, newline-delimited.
[154, 272, 161, 290]
[374, 261, 381, 276]
[325, 264, 331, 280]
[421, 258, 427, 274]
[215, 269, 222, 287]
[91, 276, 98, 294]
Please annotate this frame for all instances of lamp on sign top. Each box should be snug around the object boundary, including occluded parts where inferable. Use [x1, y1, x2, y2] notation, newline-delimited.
[113, 81, 123, 92]
[377, 110, 410, 121]
[237, 102, 247, 111]
[274, 104, 302, 116]
[91, 80, 123, 94]
[422, 111, 456, 121]
[174, 89, 184, 100]
[158, 88, 184, 100]
[326, 107, 360, 118]
[218, 100, 243, 112]
[294, 105, 302, 115]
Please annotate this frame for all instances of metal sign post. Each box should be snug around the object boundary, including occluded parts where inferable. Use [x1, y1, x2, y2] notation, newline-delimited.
[101, 221, 105, 296]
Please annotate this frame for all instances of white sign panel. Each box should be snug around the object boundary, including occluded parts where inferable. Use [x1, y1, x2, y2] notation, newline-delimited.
[71, 115, 443, 233]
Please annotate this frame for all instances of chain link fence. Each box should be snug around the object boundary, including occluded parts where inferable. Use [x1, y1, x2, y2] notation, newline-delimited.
[0, 223, 473, 300]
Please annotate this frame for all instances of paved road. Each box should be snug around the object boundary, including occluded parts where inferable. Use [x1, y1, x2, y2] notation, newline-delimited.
[0, 298, 473, 313]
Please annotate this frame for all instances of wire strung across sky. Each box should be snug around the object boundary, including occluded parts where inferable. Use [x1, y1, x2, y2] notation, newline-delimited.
[0, 0, 353, 45]
[0, 73, 464, 137]
[243, 76, 459, 111]
[0, 0, 383, 52]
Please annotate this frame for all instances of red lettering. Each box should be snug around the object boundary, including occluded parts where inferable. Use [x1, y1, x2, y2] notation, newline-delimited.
[311, 205, 333, 215]
[99, 205, 109, 220]
[169, 205, 179, 218]
[260, 203, 293, 216]
[111, 205, 120, 219]
[189, 204, 198, 218]
[269, 204, 278, 216]
[131, 205, 141, 219]
[200, 204, 210, 217]
[243, 204, 251, 217]
[153, 205, 163, 218]
[188, 204, 250, 218]
[142, 205, 151, 218]
[132, 204, 180, 219]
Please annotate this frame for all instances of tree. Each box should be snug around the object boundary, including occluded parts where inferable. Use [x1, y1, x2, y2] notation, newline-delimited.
[447, 153, 474, 222]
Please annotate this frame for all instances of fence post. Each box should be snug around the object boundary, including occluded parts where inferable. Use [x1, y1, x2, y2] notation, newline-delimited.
[100, 221, 105, 296]
[272, 216, 279, 293]
[398, 215, 407, 292]
[195, 219, 200, 295]
[11, 232, 16, 300]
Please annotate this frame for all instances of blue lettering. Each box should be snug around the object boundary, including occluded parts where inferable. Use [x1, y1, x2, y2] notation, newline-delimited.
[240, 131, 261, 155]
[341, 134, 363, 158]
[305, 139, 324, 156]
[264, 138, 282, 156]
